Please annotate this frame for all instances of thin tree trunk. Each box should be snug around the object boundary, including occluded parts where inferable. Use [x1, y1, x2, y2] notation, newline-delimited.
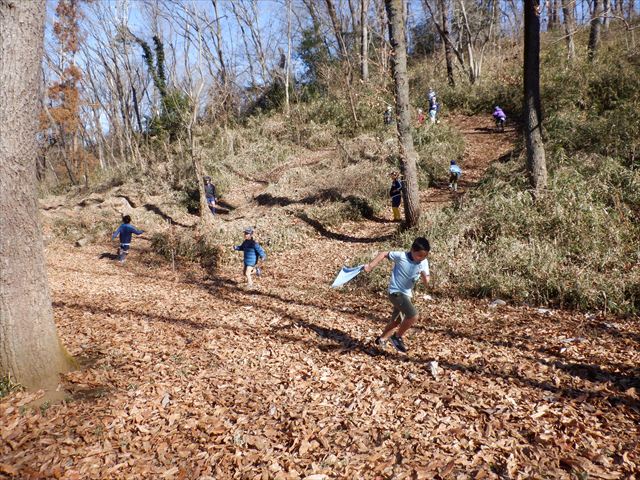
[523, 0, 548, 194]
[548, 0, 560, 29]
[211, 0, 227, 86]
[0, 0, 75, 390]
[285, 0, 292, 116]
[561, 0, 576, 61]
[602, 0, 610, 29]
[361, 0, 370, 81]
[326, 0, 349, 58]
[588, 0, 602, 60]
[385, 0, 421, 227]
[132, 86, 143, 132]
[439, 0, 456, 86]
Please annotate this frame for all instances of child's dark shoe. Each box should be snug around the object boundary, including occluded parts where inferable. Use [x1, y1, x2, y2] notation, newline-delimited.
[390, 334, 408, 353]
[374, 336, 388, 348]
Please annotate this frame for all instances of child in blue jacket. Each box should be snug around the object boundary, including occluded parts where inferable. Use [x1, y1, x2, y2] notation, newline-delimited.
[112, 215, 144, 263]
[234, 227, 266, 287]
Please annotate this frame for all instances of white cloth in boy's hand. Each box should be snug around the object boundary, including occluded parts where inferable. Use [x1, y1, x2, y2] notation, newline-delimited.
[331, 265, 365, 288]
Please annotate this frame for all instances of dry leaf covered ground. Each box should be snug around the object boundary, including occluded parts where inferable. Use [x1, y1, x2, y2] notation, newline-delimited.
[1, 117, 639, 479]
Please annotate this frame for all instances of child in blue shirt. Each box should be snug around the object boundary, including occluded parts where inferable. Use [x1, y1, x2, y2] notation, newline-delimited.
[112, 215, 144, 263]
[449, 159, 462, 192]
[428, 94, 440, 124]
[364, 237, 431, 353]
[233, 227, 266, 287]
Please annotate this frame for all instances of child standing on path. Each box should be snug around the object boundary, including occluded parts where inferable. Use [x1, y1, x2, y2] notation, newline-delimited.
[428, 94, 439, 124]
[449, 159, 462, 191]
[365, 237, 431, 353]
[233, 227, 266, 288]
[383, 105, 393, 125]
[112, 215, 144, 264]
[389, 171, 403, 222]
[203, 176, 217, 215]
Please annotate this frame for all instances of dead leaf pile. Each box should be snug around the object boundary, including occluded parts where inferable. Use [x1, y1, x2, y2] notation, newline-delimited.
[1, 116, 638, 479]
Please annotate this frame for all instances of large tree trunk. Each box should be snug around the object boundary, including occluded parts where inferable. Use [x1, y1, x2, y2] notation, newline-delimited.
[561, 0, 576, 62]
[0, 0, 75, 389]
[361, 0, 370, 81]
[588, 0, 602, 61]
[523, 0, 548, 194]
[385, 0, 421, 227]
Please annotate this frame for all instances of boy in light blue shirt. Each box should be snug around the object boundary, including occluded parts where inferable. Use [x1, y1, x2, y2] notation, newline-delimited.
[364, 237, 431, 353]
[449, 159, 462, 191]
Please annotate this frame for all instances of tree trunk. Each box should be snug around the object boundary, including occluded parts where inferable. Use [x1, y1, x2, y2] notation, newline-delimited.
[602, 0, 610, 29]
[588, 0, 602, 61]
[439, 0, 456, 86]
[548, 0, 560, 30]
[385, 0, 421, 227]
[523, 0, 548, 194]
[361, 0, 370, 81]
[326, 0, 349, 58]
[211, 0, 227, 86]
[0, 0, 75, 390]
[561, 0, 576, 62]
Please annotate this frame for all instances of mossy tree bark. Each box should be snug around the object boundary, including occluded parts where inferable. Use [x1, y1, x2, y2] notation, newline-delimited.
[0, 0, 75, 389]
[523, 0, 548, 194]
[385, 0, 421, 227]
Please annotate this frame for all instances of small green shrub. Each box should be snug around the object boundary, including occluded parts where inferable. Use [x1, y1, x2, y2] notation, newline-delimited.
[0, 374, 24, 398]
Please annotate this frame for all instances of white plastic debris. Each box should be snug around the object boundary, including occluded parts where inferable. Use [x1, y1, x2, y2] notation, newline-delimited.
[428, 361, 439, 379]
[422, 294, 434, 301]
[560, 337, 586, 344]
[489, 299, 507, 308]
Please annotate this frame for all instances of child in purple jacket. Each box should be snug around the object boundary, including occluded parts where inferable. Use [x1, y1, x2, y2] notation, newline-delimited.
[493, 106, 506, 132]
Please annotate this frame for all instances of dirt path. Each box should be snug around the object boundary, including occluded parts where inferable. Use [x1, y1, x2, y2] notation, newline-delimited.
[1, 118, 638, 479]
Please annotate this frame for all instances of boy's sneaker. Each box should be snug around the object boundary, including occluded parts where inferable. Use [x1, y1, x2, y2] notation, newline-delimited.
[390, 334, 408, 353]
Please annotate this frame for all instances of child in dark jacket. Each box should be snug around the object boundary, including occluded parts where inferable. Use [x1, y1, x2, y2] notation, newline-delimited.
[203, 176, 216, 215]
[233, 227, 266, 287]
[389, 171, 403, 222]
[112, 215, 144, 263]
